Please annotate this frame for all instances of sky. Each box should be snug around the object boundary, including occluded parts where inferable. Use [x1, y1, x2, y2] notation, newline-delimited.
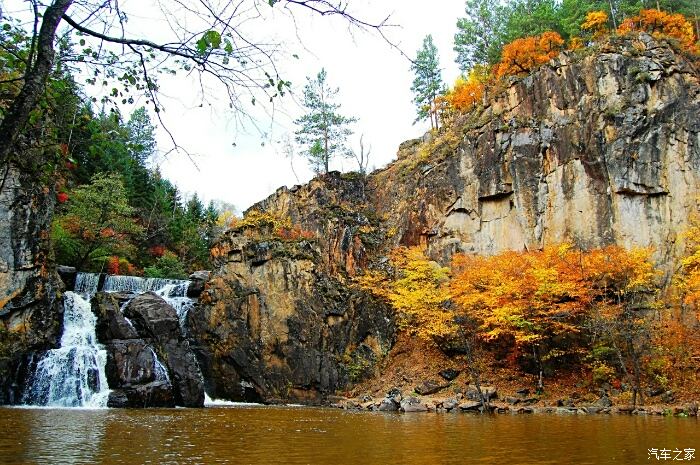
[3, 0, 467, 211]
[148, 1, 466, 211]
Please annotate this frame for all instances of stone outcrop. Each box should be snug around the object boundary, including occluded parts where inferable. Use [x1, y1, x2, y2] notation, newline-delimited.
[188, 235, 395, 403]
[250, 35, 700, 276]
[372, 34, 700, 273]
[0, 166, 61, 404]
[92, 292, 204, 407]
[193, 35, 700, 404]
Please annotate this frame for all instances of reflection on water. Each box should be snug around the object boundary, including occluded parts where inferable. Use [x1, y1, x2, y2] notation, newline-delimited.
[0, 406, 697, 465]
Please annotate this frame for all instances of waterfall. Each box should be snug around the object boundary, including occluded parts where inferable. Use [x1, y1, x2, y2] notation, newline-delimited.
[23, 291, 110, 408]
[104, 275, 194, 329]
[74, 272, 99, 295]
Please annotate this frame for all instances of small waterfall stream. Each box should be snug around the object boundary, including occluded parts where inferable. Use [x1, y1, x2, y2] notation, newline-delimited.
[23, 287, 110, 408]
[104, 275, 194, 327]
[23, 272, 195, 408]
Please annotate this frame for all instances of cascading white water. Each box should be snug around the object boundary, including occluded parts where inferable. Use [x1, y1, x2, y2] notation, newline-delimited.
[154, 282, 194, 328]
[23, 290, 110, 408]
[24, 272, 195, 408]
[104, 275, 195, 329]
[74, 272, 100, 295]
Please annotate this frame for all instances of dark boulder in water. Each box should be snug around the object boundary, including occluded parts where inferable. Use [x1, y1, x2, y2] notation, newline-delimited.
[94, 292, 204, 408]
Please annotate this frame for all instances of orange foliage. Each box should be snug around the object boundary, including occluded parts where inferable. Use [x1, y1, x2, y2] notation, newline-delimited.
[450, 245, 657, 359]
[618, 9, 696, 51]
[106, 256, 120, 275]
[581, 10, 609, 38]
[445, 75, 485, 113]
[495, 31, 564, 78]
[275, 225, 315, 241]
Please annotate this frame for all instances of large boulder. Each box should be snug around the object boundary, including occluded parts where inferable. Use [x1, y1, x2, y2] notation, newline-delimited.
[187, 271, 210, 297]
[93, 292, 204, 408]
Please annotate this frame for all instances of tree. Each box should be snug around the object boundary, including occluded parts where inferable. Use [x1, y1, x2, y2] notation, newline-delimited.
[0, 1, 391, 175]
[356, 246, 453, 340]
[52, 173, 143, 270]
[294, 68, 357, 174]
[126, 107, 157, 165]
[618, 8, 697, 50]
[495, 31, 564, 78]
[450, 244, 658, 393]
[351, 134, 372, 175]
[410, 35, 444, 130]
[454, 0, 509, 70]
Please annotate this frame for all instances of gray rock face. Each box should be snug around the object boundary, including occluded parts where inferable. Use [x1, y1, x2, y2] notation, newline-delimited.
[187, 271, 210, 297]
[188, 236, 395, 404]
[367, 34, 700, 275]
[0, 166, 62, 404]
[93, 292, 204, 408]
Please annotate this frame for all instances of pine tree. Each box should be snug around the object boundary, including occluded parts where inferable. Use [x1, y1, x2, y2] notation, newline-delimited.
[294, 69, 357, 174]
[411, 35, 444, 130]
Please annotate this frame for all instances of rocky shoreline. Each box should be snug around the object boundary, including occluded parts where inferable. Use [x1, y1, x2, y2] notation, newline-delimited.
[326, 386, 700, 417]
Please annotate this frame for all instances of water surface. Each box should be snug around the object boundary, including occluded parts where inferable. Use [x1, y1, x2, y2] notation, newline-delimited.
[0, 406, 697, 464]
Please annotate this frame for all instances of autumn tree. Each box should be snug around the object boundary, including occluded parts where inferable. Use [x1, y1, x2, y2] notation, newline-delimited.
[357, 247, 453, 340]
[450, 244, 658, 393]
[495, 31, 565, 78]
[444, 65, 488, 114]
[581, 10, 611, 38]
[582, 247, 659, 407]
[618, 9, 697, 50]
[411, 35, 444, 130]
[294, 69, 357, 174]
[52, 173, 143, 270]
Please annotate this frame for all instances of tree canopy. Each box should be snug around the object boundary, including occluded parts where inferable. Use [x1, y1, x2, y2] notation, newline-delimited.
[294, 68, 357, 174]
[411, 35, 444, 130]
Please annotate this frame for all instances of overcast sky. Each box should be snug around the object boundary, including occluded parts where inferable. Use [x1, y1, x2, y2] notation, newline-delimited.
[150, 1, 466, 211]
[3, 0, 466, 211]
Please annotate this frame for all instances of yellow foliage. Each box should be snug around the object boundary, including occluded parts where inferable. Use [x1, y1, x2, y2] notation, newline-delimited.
[356, 247, 453, 340]
[674, 213, 700, 316]
[581, 10, 609, 38]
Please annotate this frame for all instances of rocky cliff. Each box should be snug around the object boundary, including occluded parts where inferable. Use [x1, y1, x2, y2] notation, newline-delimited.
[195, 34, 700, 402]
[0, 166, 61, 403]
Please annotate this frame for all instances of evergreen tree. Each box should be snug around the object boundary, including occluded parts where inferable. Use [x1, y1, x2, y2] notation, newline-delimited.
[294, 69, 357, 174]
[126, 107, 157, 165]
[454, 0, 509, 70]
[411, 35, 444, 130]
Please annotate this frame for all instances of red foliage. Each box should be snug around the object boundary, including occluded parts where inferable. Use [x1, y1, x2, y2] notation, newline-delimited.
[56, 192, 69, 204]
[106, 256, 120, 275]
[149, 245, 166, 257]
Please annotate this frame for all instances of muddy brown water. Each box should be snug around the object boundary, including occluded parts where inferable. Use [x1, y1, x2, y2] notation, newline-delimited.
[0, 405, 697, 464]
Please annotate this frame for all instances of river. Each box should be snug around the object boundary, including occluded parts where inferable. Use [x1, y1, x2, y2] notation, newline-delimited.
[0, 406, 697, 464]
